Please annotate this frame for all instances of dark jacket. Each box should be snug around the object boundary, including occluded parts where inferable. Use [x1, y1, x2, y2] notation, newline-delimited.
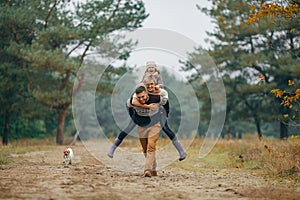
[127, 93, 167, 128]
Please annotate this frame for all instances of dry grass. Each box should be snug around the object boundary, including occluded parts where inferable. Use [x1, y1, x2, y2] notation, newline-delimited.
[0, 137, 57, 169]
[225, 137, 300, 177]
[162, 136, 300, 187]
[261, 137, 300, 177]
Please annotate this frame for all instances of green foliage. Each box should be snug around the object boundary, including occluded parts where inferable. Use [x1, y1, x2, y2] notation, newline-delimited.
[161, 68, 201, 138]
[0, 0, 148, 144]
[183, 0, 300, 138]
[95, 63, 137, 138]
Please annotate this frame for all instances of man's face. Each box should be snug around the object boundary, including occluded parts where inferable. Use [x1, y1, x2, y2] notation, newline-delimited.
[136, 91, 148, 104]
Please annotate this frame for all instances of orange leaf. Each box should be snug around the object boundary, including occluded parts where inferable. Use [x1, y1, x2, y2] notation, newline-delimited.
[250, 5, 256, 11]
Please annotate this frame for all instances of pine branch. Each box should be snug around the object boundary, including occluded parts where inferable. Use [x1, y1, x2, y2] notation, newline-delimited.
[44, 0, 58, 29]
[291, 0, 300, 6]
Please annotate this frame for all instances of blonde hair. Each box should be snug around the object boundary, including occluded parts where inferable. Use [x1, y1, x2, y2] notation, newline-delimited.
[142, 74, 156, 85]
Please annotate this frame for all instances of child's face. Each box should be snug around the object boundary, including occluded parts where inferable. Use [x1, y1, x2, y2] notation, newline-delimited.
[147, 66, 156, 73]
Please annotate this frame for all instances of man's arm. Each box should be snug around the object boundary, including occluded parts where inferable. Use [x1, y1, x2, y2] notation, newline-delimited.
[131, 97, 158, 110]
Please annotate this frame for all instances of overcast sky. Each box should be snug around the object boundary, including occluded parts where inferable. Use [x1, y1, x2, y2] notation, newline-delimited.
[141, 0, 214, 49]
[114, 0, 216, 80]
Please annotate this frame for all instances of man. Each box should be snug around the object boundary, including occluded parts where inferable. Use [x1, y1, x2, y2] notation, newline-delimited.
[107, 75, 186, 162]
[128, 85, 167, 177]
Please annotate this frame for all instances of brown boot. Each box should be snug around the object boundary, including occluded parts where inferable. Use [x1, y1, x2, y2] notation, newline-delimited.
[151, 161, 157, 176]
[151, 171, 157, 176]
[144, 171, 152, 178]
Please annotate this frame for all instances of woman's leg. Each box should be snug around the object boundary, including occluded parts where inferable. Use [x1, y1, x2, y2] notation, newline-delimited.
[161, 120, 187, 161]
[107, 120, 136, 158]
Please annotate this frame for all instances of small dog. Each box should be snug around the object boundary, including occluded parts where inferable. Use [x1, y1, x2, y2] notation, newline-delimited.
[63, 147, 74, 165]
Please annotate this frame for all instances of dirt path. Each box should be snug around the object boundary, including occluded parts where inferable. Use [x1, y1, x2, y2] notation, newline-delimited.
[0, 142, 298, 200]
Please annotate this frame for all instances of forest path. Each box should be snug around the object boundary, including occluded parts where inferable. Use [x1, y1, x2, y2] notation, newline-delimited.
[0, 141, 298, 200]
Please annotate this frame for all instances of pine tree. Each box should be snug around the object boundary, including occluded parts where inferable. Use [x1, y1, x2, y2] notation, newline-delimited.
[247, 0, 300, 138]
[0, 0, 148, 144]
[184, 0, 293, 138]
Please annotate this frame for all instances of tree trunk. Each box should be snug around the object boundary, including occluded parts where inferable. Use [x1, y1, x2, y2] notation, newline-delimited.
[2, 110, 10, 145]
[279, 103, 289, 139]
[69, 130, 80, 146]
[56, 107, 68, 145]
[254, 117, 262, 140]
[280, 121, 288, 139]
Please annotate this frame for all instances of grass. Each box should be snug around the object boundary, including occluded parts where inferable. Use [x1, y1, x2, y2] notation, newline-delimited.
[174, 136, 300, 188]
[0, 137, 57, 169]
[224, 137, 300, 178]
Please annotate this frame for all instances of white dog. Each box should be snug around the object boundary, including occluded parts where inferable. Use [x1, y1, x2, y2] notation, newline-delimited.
[63, 147, 74, 165]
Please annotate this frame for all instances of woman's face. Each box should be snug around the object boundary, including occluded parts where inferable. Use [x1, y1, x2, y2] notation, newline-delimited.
[145, 81, 155, 92]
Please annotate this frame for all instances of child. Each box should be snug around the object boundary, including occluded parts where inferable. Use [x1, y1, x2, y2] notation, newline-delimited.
[142, 61, 163, 89]
[107, 62, 187, 161]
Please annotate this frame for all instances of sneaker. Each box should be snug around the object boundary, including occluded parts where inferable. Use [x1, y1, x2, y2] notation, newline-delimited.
[144, 171, 152, 178]
[151, 171, 157, 176]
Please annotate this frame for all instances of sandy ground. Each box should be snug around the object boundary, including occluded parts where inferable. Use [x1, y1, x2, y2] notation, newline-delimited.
[0, 142, 299, 200]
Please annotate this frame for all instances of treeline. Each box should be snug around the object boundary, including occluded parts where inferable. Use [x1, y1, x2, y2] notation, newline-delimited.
[0, 0, 148, 145]
[182, 0, 300, 139]
[1, 0, 299, 145]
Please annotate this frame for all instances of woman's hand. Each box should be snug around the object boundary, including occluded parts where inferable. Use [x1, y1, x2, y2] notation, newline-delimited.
[148, 103, 158, 110]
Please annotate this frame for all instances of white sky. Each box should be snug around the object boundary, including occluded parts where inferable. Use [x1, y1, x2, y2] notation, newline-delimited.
[141, 0, 214, 49]
[115, 0, 216, 80]
[89, 0, 216, 81]
[75, 0, 215, 49]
